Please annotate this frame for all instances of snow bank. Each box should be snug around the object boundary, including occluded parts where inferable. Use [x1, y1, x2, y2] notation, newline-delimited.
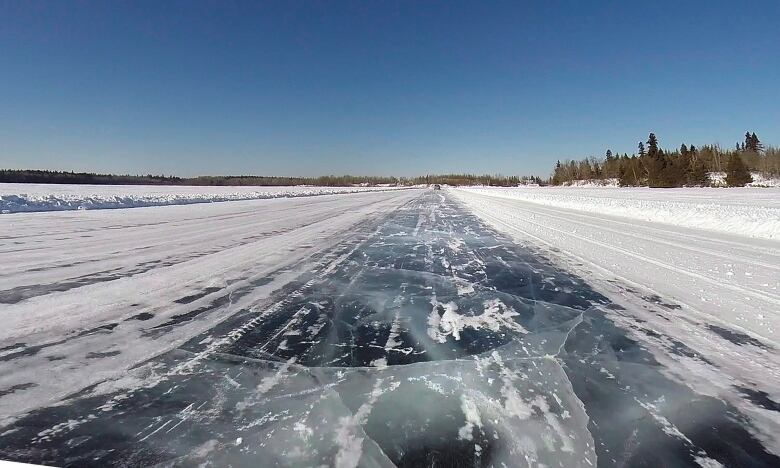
[708, 172, 780, 188]
[454, 186, 780, 239]
[558, 178, 621, 187]
[0, 183, 406, 213]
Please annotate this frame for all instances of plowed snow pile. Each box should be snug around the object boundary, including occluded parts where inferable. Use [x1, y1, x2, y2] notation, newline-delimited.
[0, 183, 407, 213]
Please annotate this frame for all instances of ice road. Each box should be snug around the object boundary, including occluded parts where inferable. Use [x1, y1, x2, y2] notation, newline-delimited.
[0, 190, 778, 467]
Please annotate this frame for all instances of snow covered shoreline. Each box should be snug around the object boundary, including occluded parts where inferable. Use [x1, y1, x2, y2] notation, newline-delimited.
[0, 183, 408, 214]
[457, 186, 780, 240]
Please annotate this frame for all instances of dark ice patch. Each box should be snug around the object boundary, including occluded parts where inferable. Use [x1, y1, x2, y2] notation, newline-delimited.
[642, 294, 682, 310]
[85, 350, 121, 359]
[173, 287, 222, 304]
[708, 325, 770, 349]
[149, 293, 234, 331]
[128, 312, 154, 321]
[0, 382, 38, 398]
[76, 323, 118, 337]
[737, 386, 780, 412]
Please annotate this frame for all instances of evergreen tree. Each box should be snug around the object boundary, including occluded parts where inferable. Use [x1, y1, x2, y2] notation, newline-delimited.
[552, 161, 563, 185]
[725, 154, 752, 187]
[744, 132, 763, 152]
[645, 133, 666, 186]
[544, 131, 774, 189]
[647, 133, 659, 157]
[751, 132, 762, 152]
[604, 150, 618, 178]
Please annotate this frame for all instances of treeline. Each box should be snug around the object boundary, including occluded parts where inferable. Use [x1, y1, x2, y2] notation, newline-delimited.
[410, 174, 546, 186]
[0, 170, 402, 187]
[190, 174, 401, 186]
[551, 131, 779, 187]
[5, 132, 776, 189]
[0, 169, 548, 187]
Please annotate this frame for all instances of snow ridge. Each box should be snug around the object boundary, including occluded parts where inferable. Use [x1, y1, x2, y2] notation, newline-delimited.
[0, 183, 408, 213]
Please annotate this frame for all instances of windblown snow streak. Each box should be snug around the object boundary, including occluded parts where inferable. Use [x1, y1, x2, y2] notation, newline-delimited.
[0, 190, 778, 467]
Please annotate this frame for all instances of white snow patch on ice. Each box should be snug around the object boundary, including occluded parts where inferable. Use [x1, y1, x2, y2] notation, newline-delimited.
[458, 395, 483, 440]
[427, 297, 528, 343]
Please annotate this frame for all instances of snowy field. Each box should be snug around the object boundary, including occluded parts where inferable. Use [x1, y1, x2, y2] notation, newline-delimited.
[0, 183, 407, 213]
[458, 186, 780, 239]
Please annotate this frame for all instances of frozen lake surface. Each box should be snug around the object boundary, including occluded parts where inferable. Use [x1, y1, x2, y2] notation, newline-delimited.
[0, 190, 778, 467]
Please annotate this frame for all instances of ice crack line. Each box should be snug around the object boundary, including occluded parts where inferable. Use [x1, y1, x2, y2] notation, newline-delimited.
[550, 310, 585, 360]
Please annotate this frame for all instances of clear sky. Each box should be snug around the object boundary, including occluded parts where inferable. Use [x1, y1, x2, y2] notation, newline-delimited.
[1, 0, 779, 177]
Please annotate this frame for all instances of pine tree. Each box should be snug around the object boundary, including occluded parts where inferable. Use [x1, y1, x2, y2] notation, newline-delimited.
[552, 161, 563, 185]
[647, 133, 659, 157]
[604, 150, 616, 178]
[725, 154, 752, 187]
[645, 133, 666, 186]
[751, 132, 763, 152]
[744, 132, 763, 152]
[638, 141, 645, 157]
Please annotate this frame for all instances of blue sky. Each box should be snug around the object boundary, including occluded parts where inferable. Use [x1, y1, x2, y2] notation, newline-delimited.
[1, 0, 778, 177]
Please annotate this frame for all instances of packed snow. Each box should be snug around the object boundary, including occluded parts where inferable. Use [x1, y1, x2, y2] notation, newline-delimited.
[0, 190, 421, 426]
[456, 186, 780, 239]
[0, 183, 408, 213]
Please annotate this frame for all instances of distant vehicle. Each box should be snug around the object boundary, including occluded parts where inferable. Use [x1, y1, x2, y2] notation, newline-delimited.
[433, 184, 441, 190]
